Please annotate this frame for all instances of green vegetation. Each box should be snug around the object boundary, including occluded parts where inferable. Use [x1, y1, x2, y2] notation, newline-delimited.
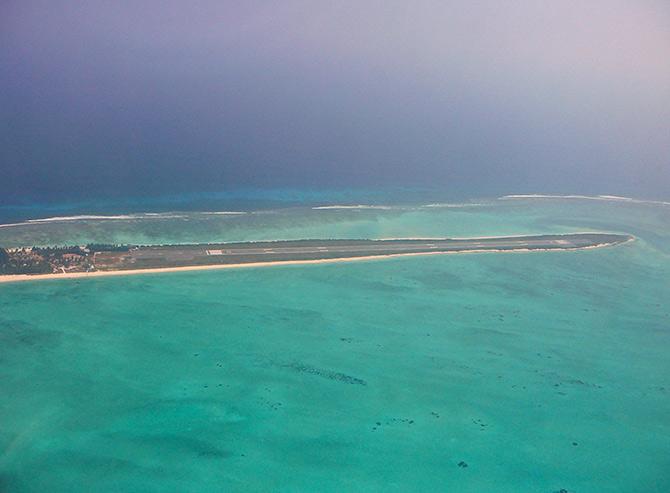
[32, 245, 87, 255]
[86, 243, 132, 253]
[0, 247, 52, 274]
[0, 243, 134, 275]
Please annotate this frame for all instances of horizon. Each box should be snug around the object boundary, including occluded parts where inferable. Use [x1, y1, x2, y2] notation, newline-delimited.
[2, 1, 669, 202]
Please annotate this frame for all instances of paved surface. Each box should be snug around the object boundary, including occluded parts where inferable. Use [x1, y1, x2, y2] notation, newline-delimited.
[92, 233, 632, 271]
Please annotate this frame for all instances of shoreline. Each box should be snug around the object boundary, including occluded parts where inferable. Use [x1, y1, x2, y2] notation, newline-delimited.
[0, 239, 632, 284]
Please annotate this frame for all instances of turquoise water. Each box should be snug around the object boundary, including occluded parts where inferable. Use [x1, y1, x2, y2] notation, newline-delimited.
[1, 197, 669, 492]
[0, 197, 658, 249]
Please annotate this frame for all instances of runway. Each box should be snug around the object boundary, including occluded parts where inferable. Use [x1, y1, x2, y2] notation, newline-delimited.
[92, 233, 633, 271]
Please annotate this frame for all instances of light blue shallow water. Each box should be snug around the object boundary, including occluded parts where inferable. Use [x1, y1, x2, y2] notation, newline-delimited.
[1, 197, 669, 492]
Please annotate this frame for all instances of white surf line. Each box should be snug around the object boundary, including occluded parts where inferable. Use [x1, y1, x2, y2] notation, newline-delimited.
[421, 202, 489, 208]
[311, 205, 395, 210]
[500, 194, 670, 206]
[0, 213, 192, 228]
[200, 211, 247, 215]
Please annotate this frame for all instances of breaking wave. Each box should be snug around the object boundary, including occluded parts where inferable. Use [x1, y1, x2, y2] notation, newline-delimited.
[500, 194, 670, 206]
[421, 202, 489, 208]
[201, 211, 247, 215]
[311, 205, 395, 210]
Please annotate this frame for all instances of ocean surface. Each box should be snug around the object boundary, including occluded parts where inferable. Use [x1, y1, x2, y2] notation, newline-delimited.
[1, 194, 669, 492]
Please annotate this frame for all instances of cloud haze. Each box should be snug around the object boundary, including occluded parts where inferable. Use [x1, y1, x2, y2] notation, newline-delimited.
[1, 1, 669, 202]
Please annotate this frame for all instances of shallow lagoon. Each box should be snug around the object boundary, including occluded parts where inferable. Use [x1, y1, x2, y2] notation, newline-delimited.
[1, 198, 669, 492]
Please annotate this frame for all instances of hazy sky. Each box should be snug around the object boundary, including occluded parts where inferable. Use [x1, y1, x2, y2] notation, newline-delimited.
[2, 1, 669, 203]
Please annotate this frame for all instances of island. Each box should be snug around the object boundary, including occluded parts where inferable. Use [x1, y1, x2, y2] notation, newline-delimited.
[0, 233, 633, 283]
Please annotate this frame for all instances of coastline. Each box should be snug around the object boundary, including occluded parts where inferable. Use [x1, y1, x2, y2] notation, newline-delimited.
[0, 239, 631, 284]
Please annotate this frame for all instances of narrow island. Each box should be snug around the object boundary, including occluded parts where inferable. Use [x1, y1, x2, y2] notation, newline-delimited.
[0, 233, 633, 283]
